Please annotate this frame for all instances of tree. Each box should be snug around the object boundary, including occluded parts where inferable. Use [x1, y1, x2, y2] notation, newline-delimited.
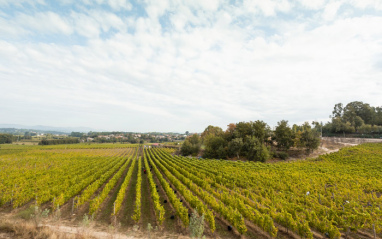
[224, 123, 236, 141]
[354, 116, 364, 131]
[343, 101, 373, 125]
[203, 135, 227, 159]
[70, 132, 85, 137]
[328, 102, 382, 135]
[331, 117, 355, 134]
[181, 134, 201, 156]
[24, 132, 32, 140]
[235, 122, 253, 139]
[312, 121, 322, 136]
[300, 122, 321, 154]
[0, 134, 13, 144]
[293, 131, 304, 148]
[201, 125, 223, 140]
[228, 138, 243, 159]
[332, 103, 343, 118]
[245, 136, 270, 162]
[180, 140, 193, 156]
[275, 120, 294, 150]
[251, 120, 271, 143]
[358, 124, 371, 134]
[373, 107, 382, 125]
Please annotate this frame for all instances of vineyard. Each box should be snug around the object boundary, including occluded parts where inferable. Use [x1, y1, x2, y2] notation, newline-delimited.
[0, 143, 382, 239]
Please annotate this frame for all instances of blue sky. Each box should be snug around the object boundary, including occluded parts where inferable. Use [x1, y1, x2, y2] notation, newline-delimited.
[1, 0, 381, 132]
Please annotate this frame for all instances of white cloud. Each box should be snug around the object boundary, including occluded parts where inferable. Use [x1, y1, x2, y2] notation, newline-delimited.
[107, 0, 132, 11]
[0, 0, 45, 7]
[187, 0, 221, 12]
[297, 0, 327, 10]
[322, 0, 343, 21]
[349, 0, 382, 10]
[69, 12, 100, 38]
[243, 0, 291, 16]
[16, 12, 73, 35]
[1, 1, 382, 131]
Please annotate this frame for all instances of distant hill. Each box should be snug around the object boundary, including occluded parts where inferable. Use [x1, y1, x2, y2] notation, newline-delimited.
[0, 124, 95, 134]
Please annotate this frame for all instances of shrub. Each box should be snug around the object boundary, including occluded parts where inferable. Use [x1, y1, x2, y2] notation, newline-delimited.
[278, 152, 289, 160]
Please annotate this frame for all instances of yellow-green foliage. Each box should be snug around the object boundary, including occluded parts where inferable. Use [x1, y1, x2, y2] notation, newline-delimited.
[111, 151, 138, 216]
[89, 156, 134, 215]
[143, 153, 165, 224]
[1, 143, 381, 238]
[150, 143, 382, 238]
[132, 157, 142, 222]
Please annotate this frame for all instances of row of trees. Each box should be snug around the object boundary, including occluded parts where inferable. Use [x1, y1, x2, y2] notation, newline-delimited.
[72, 132, 182, 144]
[323, 101, 382, 135]
[181, 120, 321, 162]
[38, 138, 80, 145]
[0, 133, 13, 144]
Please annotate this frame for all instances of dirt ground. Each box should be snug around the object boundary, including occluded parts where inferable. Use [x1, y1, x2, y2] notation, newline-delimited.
[0, 213, 200, 239]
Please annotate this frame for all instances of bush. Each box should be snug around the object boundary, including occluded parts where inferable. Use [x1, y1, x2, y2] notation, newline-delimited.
[269, 149, 277, 158]
[189, 211, 205, 238]
[277, 152, 289, 160]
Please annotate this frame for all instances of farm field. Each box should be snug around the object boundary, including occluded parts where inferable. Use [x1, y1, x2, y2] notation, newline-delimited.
[0, 143, 382, 239]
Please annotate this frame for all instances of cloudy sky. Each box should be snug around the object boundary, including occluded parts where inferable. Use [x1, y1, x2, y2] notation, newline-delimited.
[0, 0, 381, 132]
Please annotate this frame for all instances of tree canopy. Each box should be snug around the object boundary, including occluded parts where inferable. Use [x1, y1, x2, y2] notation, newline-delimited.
[0, 134, 13, 144]
[181, 120, 321, 162]
[180, 134, 201, 156]
[324, 101, 382, 135]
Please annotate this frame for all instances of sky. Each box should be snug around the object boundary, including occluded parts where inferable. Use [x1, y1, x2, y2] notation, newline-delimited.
[0, 0, 381, 133]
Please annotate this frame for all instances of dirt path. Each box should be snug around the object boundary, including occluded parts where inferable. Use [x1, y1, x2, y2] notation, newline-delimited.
[279, 138, 365, 162]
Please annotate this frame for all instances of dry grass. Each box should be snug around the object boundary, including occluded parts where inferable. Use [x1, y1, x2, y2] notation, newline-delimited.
[0, 219, 96, 239]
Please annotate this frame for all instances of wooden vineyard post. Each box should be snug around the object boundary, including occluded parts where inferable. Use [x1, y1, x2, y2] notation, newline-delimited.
[345, 227, 350, 239]
[72, 197, 76, 214]
[112, 202, 117, 226]
[373, 224, 376, 239]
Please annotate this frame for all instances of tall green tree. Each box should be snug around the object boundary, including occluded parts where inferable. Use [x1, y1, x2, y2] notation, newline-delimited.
[0, 134, 13, 144]
[275, 120, 294, 150]
[228, 138, 243, 159]
[332, 103, 343, 118]
[373, 107, 382, 125]
[203, 136, 227, 159]
[181, 134, 201, 156]
[224, 123, 236, 141]
[343, 101, 373, 125]
[235, 122, 253, 139]
[251, 120, 271, 143]
[201, 125, 223, 138]
[354, 116, 364, 131]
[245, 136, 270, 162]
[300, 122, 321, 154]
